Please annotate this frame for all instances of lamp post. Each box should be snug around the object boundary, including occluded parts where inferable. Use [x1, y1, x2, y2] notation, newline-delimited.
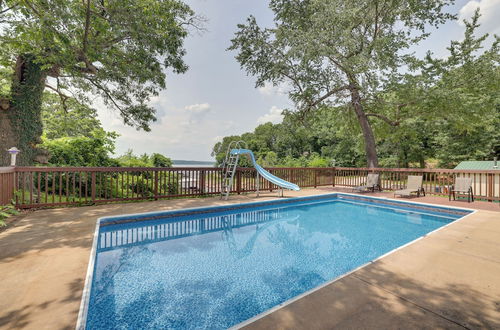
[7, 147, 20, 166]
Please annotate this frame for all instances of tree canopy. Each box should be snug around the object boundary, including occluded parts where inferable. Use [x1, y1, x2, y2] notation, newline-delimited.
[0, 0, 199, 128]
[229, 0, 456, 167]
[0, 0, 200, 165]
[218, 10, 499, 169]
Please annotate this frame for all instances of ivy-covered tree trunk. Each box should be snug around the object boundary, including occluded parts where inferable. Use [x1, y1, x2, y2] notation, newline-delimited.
[0, 54, 46, 166]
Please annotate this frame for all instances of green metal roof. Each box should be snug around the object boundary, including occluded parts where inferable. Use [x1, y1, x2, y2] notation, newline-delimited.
[454, 161, 500, 170]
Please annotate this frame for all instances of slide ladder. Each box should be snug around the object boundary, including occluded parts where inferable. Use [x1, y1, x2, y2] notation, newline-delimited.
[220, 141, 246, 200]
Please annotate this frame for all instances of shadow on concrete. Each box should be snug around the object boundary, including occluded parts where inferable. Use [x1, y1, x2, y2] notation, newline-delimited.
[0, 278, 82, 329]
[245, 260, 499, 329]
[354, 263, 499, 329]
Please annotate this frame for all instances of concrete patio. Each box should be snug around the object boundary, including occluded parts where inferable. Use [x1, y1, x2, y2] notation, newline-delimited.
[0, 188, 499, 329]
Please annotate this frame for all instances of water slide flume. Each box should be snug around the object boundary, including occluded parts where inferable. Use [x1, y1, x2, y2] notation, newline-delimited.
[231, 149, 300, 192]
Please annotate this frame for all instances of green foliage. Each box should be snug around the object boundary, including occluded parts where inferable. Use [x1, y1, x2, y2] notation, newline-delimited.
[151, 153, 173, 168]
[373, 11, 500, 168]
[229, 0, 455, 167]
[212, 111, 339, 168]
[0, 0, 199, 130]
[115, 150, 173, 168]
[0, 66, 11, 99]
[42, 93, 106, 139]
[8, 55, 46, 165]
[218, 9, 499, 169]
[115, 150, 151, 167]
[0, 204, 19, 227]
[42, 131, 119, 167]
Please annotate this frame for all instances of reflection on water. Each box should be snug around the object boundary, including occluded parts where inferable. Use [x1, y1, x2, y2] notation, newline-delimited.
[87, 200, 458, 329]
[98, 207, 298, 252]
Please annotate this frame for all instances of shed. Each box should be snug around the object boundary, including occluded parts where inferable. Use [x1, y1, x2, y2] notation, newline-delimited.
[454, 160, 499, 171]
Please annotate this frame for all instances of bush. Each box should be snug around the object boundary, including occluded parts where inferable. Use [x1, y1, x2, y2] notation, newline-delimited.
[42, 130, 118, 167]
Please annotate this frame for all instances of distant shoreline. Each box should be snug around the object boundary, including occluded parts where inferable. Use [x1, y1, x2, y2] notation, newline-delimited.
[172, 160, 216, 167]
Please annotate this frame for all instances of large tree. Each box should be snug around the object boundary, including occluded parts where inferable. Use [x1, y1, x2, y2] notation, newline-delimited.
[372, 11, 500, 167]
[229, 0, 454, 167]
[0, 0, 200, 165]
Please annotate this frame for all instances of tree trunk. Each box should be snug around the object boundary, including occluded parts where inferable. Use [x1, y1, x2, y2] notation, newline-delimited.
[419, 156, 426, 168]
[0, 54, 46, 166]
[349, 88, 379, 168]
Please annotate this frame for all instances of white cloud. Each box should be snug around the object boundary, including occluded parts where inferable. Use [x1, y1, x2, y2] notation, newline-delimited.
[96, 102, 242, 160]
[257, 106, 284, 125]
[458, 0, 500, 34]
[257, 82, 290, 96]
[184, 103, 211, 114]
[257, 82, 275, 95]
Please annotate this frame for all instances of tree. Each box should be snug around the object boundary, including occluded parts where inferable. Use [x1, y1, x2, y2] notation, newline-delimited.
[373, 10, 500, 167]
[115, 150, 172, 168]
[42, 93, 106, 140]
[151, 153, 173, 167]
[43, 130, 118, 167]
[0, 0, 200, 165]
[229, 0, 454, 167]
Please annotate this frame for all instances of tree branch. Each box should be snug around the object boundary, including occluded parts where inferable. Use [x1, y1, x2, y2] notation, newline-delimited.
[0, 2, 18, 14]
[85, 77, 130, 121]
[365, 112, 399, 126]
[308, 85, 351, 108]
[45, 81, 71, 111]
[82, 0, 91, 55]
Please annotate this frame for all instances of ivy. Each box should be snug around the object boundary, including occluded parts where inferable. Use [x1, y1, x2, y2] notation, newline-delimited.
[9, 54, 46, 165]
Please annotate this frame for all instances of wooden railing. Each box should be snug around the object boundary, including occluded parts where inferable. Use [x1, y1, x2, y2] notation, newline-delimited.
[0, 166, 498, 208]
[0, 167, 15, 205]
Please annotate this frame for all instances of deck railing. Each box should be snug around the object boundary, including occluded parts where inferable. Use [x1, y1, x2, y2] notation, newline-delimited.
[0, 166, 498, 208]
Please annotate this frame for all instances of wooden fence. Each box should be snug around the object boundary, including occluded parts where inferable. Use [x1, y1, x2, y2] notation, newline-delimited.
[0, 166, 498, 208]
[0, 167, 15, 205]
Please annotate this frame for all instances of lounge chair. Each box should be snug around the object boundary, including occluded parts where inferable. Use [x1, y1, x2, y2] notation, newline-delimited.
[353, 173, 380, 192]
[449, 177, 474, 202]
[394, 175, 425, 198]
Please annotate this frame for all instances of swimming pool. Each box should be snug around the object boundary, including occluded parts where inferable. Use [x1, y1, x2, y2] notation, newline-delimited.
[78, 193, 472, 329]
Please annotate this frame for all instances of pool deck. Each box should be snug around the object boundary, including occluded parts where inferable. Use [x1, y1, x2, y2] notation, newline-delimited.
[0, 188, 498, 329]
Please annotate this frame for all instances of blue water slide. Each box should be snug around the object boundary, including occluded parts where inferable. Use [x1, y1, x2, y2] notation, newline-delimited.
[230, 149, 300, 191]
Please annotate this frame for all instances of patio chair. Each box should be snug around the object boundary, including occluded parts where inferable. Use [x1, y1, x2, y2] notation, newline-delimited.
[449, 177, 474, 202]
[394, 175, 425, 198]
[353, 173, 381, 192]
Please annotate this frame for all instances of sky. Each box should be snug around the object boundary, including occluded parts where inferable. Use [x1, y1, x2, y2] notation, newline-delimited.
[96, 0, 500, 161]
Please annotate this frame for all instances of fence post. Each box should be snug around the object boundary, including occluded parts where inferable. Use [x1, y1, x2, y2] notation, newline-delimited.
[154, 170, 159, 200]
[487, 173, 493, 202]
[332, 167, 336, 187]
[236, 169, 241, 195]
[91, 172, 96, 202]
[314, 169, 317, 188]
[200, 170, 206, 194]
[0, 167, 16, 205]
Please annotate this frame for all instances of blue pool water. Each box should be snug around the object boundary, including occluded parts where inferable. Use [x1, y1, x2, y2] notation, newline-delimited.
[84, 195, 469, 329]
